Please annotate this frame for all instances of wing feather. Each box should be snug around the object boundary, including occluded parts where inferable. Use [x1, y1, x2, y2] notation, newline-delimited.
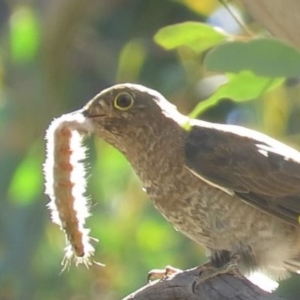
[185, 120, 300, 225]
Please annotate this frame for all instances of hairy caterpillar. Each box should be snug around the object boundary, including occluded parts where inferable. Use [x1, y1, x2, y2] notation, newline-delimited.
[44, 111, 103, 269]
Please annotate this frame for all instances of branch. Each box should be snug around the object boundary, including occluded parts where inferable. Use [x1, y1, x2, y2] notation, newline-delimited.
[121, 267, 285, 300]
[239, 0, 300, 50]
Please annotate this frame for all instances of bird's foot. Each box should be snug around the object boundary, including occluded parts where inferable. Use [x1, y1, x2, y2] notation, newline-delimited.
[147, 265, 182, 282]
[192, 254, 243, 291]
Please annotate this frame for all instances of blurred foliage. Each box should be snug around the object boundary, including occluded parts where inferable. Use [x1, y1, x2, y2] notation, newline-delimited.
[154, 21, 229, 53]
[8, 142, 43, 205]
[0, 0, 300, 300]
[10, 6, 40, 64]
[205, 38, 300, 77]
[189, 72, 283, 118]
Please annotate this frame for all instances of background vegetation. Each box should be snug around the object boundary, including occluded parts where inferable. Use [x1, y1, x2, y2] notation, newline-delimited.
[0, 0, 300, 299]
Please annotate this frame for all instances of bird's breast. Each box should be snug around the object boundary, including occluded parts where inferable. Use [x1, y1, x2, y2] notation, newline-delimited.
[140, 164, 299, 256]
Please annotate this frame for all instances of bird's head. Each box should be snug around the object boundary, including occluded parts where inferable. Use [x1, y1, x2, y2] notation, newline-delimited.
[82, 83, 188, 154]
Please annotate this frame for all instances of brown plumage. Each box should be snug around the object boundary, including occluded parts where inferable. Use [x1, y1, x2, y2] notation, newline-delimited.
[82, 83, 300, 281]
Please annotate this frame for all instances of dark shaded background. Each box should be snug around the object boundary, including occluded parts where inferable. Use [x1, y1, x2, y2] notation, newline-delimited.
[1, 0, 300, 299]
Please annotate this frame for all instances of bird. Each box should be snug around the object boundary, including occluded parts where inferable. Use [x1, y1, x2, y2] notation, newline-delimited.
[81, 83, 300, 285]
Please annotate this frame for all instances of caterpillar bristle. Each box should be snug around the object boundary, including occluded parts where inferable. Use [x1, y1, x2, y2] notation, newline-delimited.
[44, 112, 103, 269]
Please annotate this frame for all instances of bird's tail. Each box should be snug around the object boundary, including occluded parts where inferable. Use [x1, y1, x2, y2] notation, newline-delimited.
[247, 272, 279, 292]
[284, 257, 300, 274]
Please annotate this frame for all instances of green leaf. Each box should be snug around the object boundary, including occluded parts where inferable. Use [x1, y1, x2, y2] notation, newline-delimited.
[10, 6, 40, 63]
[154, 21, 229, 54]
[117, 40, 146, 82]
[189, 71, 284, 118]
[204, 38, 300, 77]
[8, 143, 43, 205]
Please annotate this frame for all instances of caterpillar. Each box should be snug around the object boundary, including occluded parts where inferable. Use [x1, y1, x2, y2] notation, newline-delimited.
[44, 111, 103, 269]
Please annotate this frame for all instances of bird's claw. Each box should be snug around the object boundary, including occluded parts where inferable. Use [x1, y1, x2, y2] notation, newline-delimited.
[147, 265, 182, 283]
[192, 254, 243, 293]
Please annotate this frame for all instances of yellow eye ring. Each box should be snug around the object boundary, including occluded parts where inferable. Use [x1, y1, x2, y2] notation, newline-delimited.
[113, 92, 134, 111]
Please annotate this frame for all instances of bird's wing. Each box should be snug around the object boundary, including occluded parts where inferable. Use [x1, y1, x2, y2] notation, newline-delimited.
[184, 120, 300, 226]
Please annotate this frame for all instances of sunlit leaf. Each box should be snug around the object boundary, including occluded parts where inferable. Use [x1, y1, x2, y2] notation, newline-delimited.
[154, 21, 229, 54]
[189, 71, 283, 118]
[177, 0, 219, 15]
[117, 40, 147, 82]
[8, 143, 43, 205]
[204, 38, 300, 77]
[10, 6, 40, 63]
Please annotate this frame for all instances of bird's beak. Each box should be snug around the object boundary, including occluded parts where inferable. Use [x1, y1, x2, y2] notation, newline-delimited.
[80, 98, 104, 119]
[78, 105, 104, 134]
[70, 107, 94, 123]
[81, 108, 90, 118]
[81, 108, 99, 119]
[81, 103, 107, 119]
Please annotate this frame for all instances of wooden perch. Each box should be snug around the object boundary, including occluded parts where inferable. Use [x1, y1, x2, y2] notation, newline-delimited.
[121, 267, 285, 300]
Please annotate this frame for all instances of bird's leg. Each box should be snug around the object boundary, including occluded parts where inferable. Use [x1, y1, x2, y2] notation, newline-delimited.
[147, 265, 182, 282]
[192, 254, 244, 290]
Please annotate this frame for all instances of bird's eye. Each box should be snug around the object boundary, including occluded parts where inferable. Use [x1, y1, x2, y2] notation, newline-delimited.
[113, 93, 134, 111]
